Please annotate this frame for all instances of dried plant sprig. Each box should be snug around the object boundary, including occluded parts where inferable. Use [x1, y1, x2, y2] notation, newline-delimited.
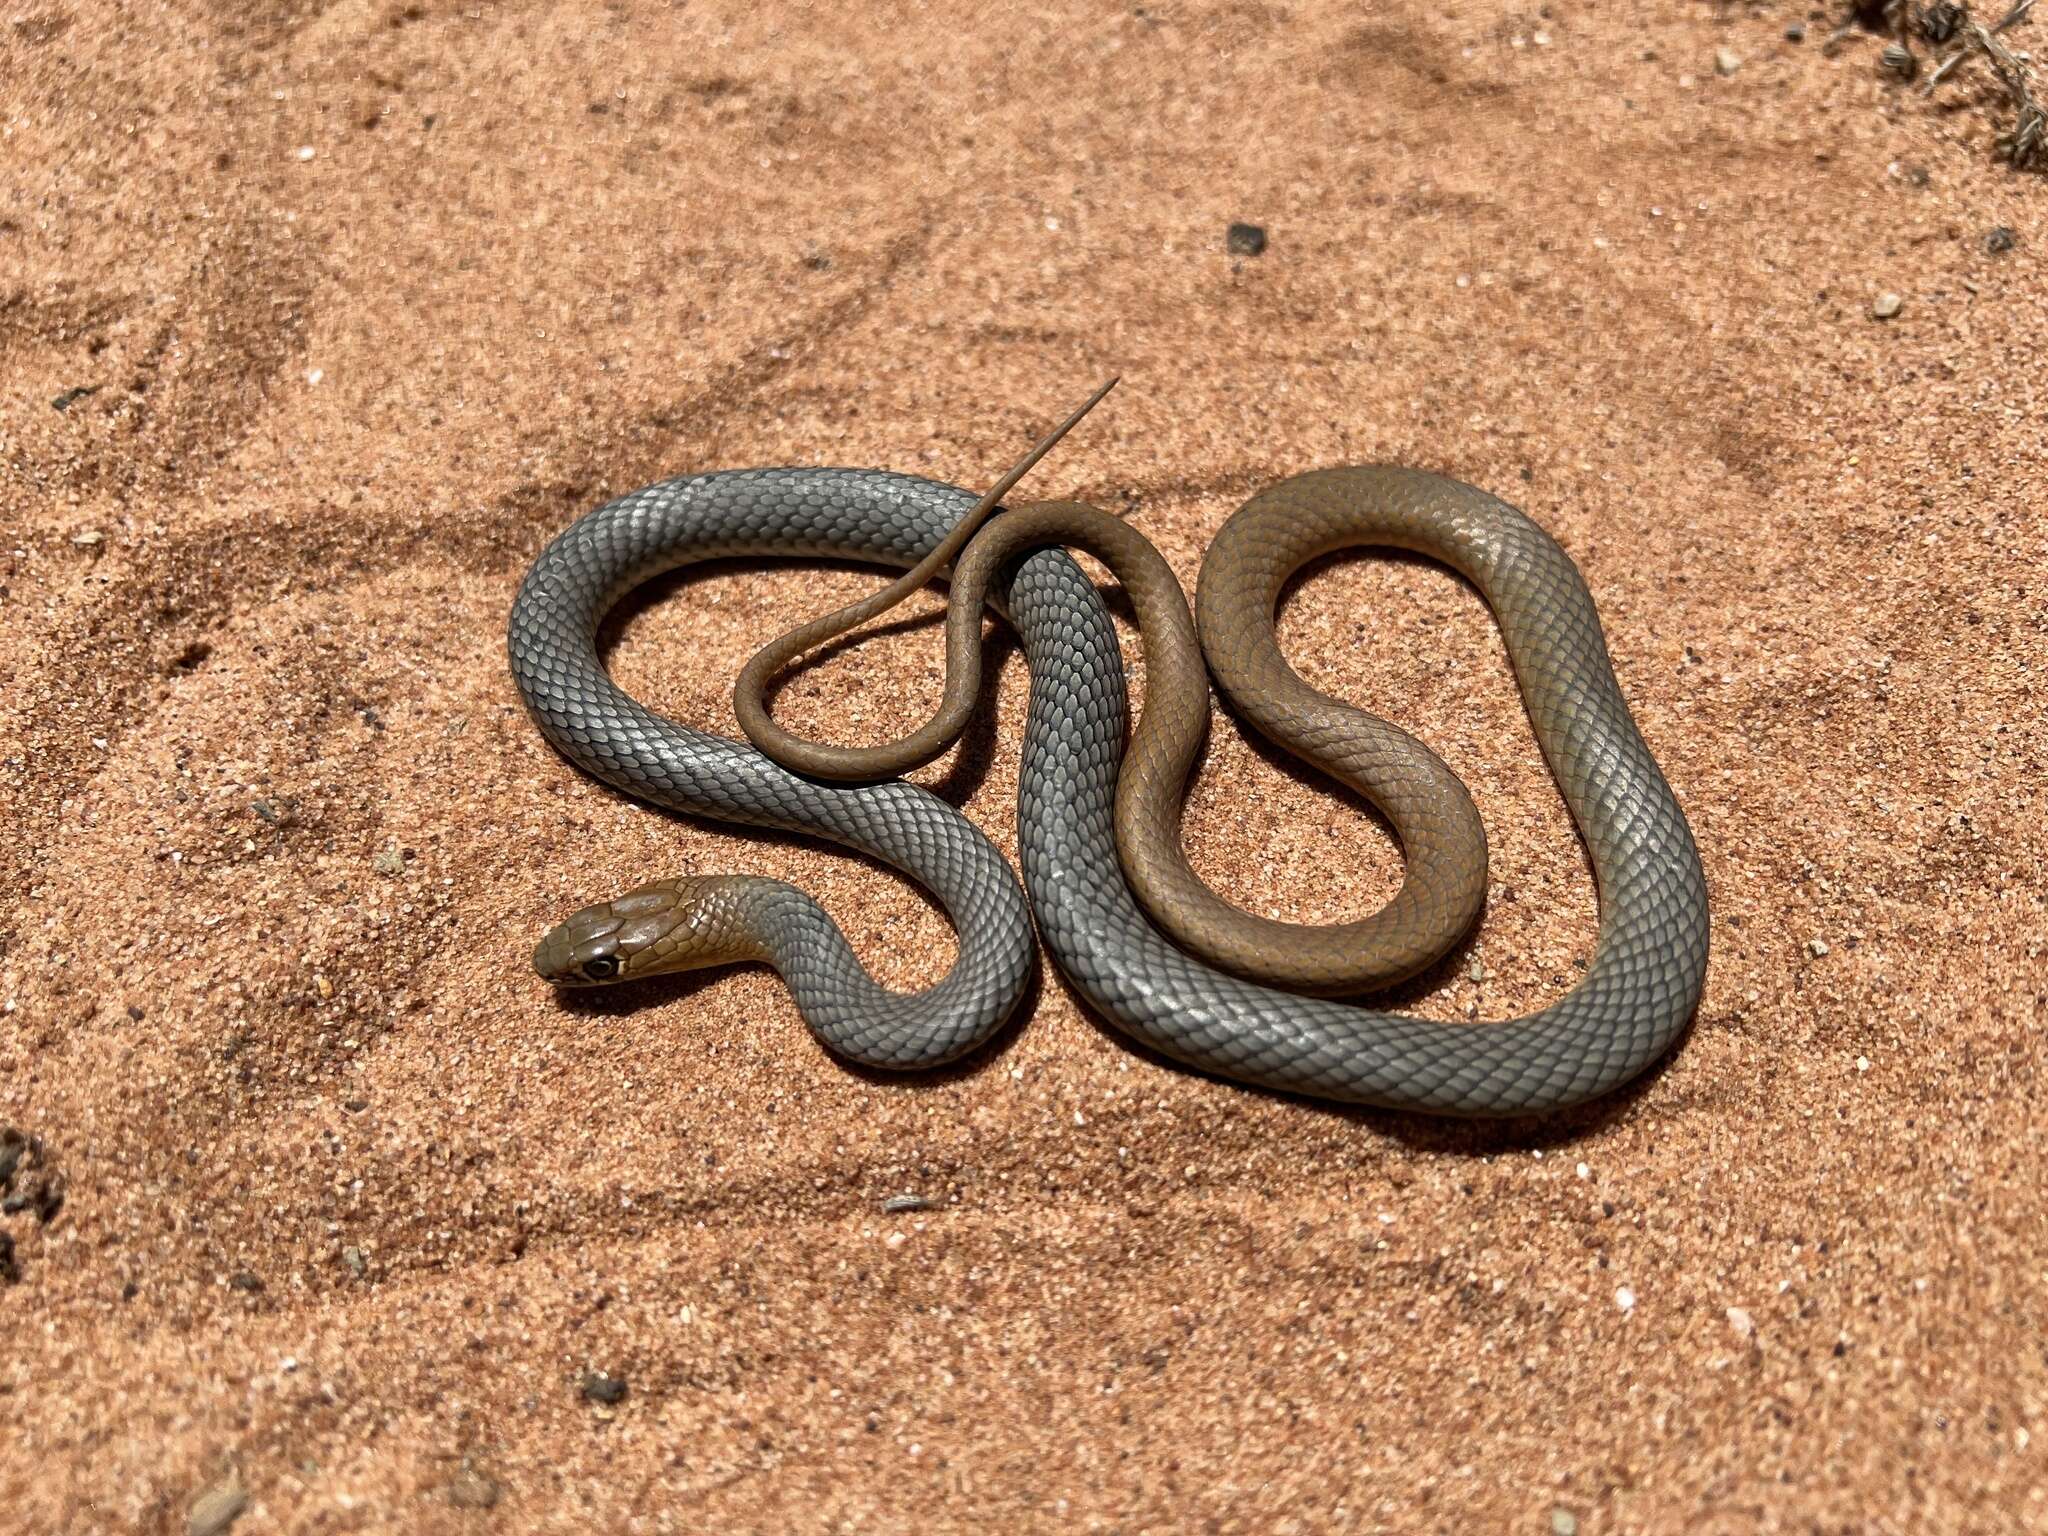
[1881, 0, 2047, 166]
[1965, 9, 2045, 163]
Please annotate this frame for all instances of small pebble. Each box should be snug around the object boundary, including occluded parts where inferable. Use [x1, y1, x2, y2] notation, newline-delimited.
[371, 843, 406, 877]
[1727, 1305, 1756, 1338]
[70, 529, 104, 547]
[448, 1464, 502, 1509]
[1615, 1285, 1637, 1312]
[1551, 1511, 1580, 1536]
[228, 1271, 264, 1294]
[1785, 21, 1806, 40]
[1714, 47, 1741, 76]
[186, 1479, 248, 1536]
[342, 1246, 367, 1276]
[1983, 226, 2017, 255]
[881, 1193, 935, 1214]
[1226, 222, 1267, 257]
[0, 1230, 16, 1285]
[580, 1371, 628, 1405]
[1807, 937, 1830, 957]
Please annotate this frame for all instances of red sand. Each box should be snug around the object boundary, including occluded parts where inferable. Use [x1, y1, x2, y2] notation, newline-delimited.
[3, 3, 2043, 1531]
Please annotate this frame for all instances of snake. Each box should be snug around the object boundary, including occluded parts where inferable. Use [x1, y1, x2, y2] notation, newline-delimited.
[508, 391, 1709, 1117]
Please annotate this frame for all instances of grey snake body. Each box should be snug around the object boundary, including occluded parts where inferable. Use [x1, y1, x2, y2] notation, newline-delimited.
[508, 466, 1709, 1117]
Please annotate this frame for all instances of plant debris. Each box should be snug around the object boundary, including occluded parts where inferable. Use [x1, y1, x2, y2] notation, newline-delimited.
[1827, 0, 2042, 164]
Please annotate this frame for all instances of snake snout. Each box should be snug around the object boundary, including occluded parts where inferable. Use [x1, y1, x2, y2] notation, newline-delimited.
[533, 903, 631, 987]
[533, 879, 743, 986]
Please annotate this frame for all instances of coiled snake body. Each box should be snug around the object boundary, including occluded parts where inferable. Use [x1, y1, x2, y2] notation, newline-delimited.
[508, 407, 1708, 1118]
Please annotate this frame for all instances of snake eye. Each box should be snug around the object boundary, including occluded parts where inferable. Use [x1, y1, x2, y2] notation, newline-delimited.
[582, 956, 619, 981]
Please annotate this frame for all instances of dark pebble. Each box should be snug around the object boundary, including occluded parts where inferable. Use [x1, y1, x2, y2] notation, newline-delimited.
[881, 1193, 935, 1214]
[580, 1371, 628, 1405]
[1785, 21, 1805, 40]
[2, 1173, 62, 1224]
[0, 1128, 25, 1190]
[51, 384, 100, 411]
[229, 1271, 265, 1293]
[1984, 226, 2017, 255]
[126, 1005, 145, 1022]
[1226, 222, 1267, 257]
[0, 1231, 16, 1284]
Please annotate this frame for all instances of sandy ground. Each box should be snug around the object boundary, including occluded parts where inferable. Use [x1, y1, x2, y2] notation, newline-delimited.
[3, 1, 2044, 1531]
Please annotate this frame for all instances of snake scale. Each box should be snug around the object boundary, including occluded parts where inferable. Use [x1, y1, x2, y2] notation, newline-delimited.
[507, 392, 1708, 1117]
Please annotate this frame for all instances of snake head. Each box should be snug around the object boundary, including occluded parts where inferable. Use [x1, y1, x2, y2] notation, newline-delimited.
[533, 876, 767, 986]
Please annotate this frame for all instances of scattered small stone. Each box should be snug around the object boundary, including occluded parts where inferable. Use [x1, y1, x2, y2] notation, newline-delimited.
[801, 243, 833, 271]
[1226, 222, 1267, 257]
[126, 1005, 145, 1022]
[1807, 937, 1830, 957]
[580, 1371, 628, 1405]
[228, 1271, 265, 1294]
[1785, 21, 1806, 41]
[1880, 41, 1917, 80]
[186, 1478, 248, 1536]
[1984, 225, 2018, 255]
[70, 529, 104, 547]
[881, 1193, 935, 1214]
[342, 1245, 367, 1276]
[1615, 1285, 1637, 1313]
[1727, 1305, 1757, 1338]
[0, 1231, 16, 1285]
[343, 1098, 368, 1113]
[371, 843, 406, 877]
[447, 1462, 502, 1509]
[3, 1172, 63, 1224]
[1870, 293, 1902, 320]
[1466, 955, 1485, 984]
[51, 385, 101, 412]
[0, 1128, 26, 1190]
[1551, 1511, 1580, 1536]
[1715, 46, 1741, 76]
